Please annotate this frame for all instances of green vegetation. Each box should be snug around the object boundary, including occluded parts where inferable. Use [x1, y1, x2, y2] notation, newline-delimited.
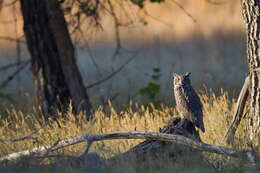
[138, 68, 161, 105]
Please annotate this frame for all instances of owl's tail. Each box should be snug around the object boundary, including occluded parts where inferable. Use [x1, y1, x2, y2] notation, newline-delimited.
[199, 123, 205, 133]
[195, 120, 205, 133]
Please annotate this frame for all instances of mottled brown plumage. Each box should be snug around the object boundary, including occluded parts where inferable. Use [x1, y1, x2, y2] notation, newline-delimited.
[173, 72, 205, 132]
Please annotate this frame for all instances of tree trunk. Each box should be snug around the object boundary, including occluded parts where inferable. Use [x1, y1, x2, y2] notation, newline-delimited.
[241, 0, 260, 147]
[20, 0, 92, 120]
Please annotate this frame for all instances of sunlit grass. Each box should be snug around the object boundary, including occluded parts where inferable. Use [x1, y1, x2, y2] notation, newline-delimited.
[0, 90, 254, 172]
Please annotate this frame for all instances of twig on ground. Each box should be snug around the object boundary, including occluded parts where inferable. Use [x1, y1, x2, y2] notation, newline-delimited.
[82, 140, 93, 156]
[0, 120, 50, 143]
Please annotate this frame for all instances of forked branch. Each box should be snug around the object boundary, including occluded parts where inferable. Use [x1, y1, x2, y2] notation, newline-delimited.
[86, 51, 139, 89]
[0, 130, 256, 167]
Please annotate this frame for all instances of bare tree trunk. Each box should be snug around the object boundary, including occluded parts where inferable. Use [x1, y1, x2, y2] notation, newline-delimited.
[241, 0, 260, 147]
[20, 0, 92, 120]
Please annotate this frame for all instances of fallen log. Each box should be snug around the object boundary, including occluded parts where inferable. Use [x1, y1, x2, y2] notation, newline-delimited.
[0, 118, 256, 168]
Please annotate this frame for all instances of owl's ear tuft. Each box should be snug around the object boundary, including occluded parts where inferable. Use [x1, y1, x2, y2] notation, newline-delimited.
[172, 72, 178, 77]
[185, 72, 191, 77]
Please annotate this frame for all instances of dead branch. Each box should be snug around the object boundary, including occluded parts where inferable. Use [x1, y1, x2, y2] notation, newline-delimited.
[0, 36, 25, 43]
[39, 139, 61, 163]
[0, 59, 30, 72]
[142, 9, 172, 27]
[75, 27, 103, 77]
[0, 120, 50, 143]
[85, 42, 102, 77]
[107, 0, 122, 60]
[0, 130, 255, 164]
[0, 0, 19, 8]
[171, 0, 196, 23]
[0, 60, 29, 89]
[224, 76, 250, 144]
[0, 135, 35, 143]
[206, 0, 226, 5]
[86, 51, 139, 89]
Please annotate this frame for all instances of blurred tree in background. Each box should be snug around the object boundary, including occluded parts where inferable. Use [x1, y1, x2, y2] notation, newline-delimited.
[20, 0, 92, 121]
[18, 0, 165, 120]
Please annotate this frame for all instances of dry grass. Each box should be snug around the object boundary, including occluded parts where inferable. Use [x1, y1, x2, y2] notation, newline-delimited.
[0, 90, 255, 173]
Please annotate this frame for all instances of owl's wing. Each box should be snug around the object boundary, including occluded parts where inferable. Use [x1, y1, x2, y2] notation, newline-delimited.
[185, 85, 202, 110]
[185, 86, 205, 132]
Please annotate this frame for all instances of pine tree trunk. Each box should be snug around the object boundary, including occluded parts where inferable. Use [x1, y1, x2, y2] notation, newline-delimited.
[20, 0, 92, 120]
[241, 0, 260, 146]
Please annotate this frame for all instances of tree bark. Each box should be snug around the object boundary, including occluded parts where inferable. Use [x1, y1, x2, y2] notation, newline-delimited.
[241, 0, 260, 147]
[20, 0, 92, 120]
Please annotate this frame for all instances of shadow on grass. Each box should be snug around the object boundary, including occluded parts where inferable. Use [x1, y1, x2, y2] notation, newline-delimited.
[0, 151, 255, 173]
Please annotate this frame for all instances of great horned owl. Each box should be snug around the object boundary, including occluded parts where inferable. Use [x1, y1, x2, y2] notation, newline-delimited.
[172, 72, 205, 132]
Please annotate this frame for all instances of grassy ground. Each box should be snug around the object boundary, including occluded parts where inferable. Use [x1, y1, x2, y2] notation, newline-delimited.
[0, 90, 258, 173]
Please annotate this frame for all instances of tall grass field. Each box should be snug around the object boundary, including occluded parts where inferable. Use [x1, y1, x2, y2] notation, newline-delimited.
[0, 90, 258, 173]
